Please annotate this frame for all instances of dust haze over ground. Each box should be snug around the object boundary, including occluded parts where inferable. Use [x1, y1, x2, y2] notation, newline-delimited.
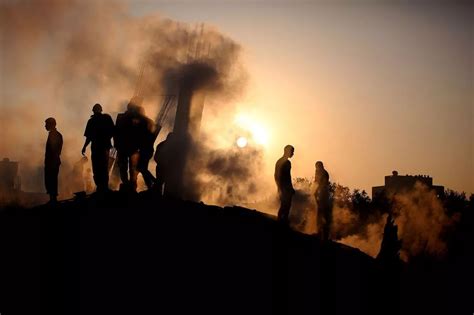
[0, 0, 255, 201]
[288, 180, 458, 261]
[391, 182, 457, 261]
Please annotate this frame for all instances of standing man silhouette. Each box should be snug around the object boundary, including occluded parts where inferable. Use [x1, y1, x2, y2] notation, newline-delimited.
[115, 100, 142, 192]
[274, 145, 295, 225]
[82, 103, 115, 193]
[44, 117, 63, 203]
[314, 161, 331, 240]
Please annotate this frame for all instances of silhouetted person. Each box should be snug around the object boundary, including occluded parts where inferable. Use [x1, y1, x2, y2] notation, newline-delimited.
[44, 117, 63, 203]
[115, 101, 142, 192]
[137, 106, 157, 189]
[154, 132, 175, 196]
[82, 104, 114, 193]
[273, 145, 295, 314]
[377, 214, 402, 266]
[314, 161, 331, 241]
[274, 145, 295, 225]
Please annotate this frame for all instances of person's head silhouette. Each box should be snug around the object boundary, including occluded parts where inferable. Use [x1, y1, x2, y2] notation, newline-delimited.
[92, 103, 102, 114]
[283, 145, 294, 158]
[315, 161, 324, 171]
[126, 102, 137, 113]
[45, 117, 57, 131]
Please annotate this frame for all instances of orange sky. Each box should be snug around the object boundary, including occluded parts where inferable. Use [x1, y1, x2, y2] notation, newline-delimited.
[130, 1, 473, 195]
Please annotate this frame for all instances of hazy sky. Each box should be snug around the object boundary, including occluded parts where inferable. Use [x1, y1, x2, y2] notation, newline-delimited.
[128, 1, 473, 194]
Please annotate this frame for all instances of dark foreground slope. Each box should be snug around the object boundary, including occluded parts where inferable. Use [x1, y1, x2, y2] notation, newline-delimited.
[0, 192, 396, 315]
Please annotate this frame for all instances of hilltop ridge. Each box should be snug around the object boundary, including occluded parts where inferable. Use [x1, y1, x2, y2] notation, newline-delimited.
[0, 191, 393, 315]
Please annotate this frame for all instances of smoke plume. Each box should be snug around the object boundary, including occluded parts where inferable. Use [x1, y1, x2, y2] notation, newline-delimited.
[338, 217, 386, 258]
[391, 182, 455, 260]
[196, 142, 266, 206]
[339, 183, 456, 261]
[288, 179, 456, 261]
[0, 0, 248, 200]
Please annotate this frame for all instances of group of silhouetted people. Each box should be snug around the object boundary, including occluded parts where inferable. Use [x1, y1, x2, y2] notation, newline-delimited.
[113, 100, 158, 192]
[43, 109, 331, 239]
[43, 100, 178, 203]
[274, 145, 332, 240]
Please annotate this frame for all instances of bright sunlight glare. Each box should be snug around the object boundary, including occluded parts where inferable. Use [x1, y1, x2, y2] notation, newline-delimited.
[234, 113, 270, 146]
[236, 136, 248, 148]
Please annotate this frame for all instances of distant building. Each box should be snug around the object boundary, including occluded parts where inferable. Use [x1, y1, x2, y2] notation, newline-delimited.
[372, 171, 444, 199]
[0, 157, 49, 207]
[0, 158, 21, 193]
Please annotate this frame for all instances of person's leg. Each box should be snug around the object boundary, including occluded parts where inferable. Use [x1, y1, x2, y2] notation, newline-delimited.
[286, 193, 293, 223]
[45, 164, 59, 202]
[116, 151, 129, 186]
[95, 148, 110, 192]
[321, 210, 328, 241]
[138, 152, 155, 189]
[316, 198, 324, 238]
[155, 166, 164, 196]
[277, 193, 285, 221]
[52, 164, 59, 201]
[323, 204, 332, 241]
[44, 166, 52, 200]
[142, 169, 155, 189]
[129, 151, 140, 192]
[91, 150, 100, 190]
[102, 148, 110, 190]
[277, 192, 291, 225]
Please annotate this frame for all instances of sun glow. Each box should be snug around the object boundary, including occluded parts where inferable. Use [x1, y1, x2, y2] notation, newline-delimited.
[234, 113, 270, 146]
[236, 136, 248, 148]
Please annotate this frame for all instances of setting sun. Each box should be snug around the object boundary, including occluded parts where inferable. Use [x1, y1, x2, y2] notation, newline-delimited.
[234, 113, 270, 147]
[236, 136, 248, 148]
